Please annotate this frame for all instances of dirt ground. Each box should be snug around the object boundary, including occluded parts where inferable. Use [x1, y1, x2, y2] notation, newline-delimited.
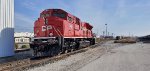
[77, 43, 150, 71]
[27, 42, 150, 71]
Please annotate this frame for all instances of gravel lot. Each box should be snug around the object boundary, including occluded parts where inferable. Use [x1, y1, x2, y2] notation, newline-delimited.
[27, 41, 125, 71]
[2, 41, 150, 71]
[77, 43, 150, 71]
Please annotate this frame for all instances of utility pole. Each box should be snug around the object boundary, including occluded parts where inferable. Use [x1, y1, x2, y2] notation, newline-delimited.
[96, 28, 99, 37]
[103, 31, 105, 37]
[105, 24, 108, 37]
[112, 33, 114, 36]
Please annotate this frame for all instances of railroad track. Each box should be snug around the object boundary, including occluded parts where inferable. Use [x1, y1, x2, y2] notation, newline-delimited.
[0, 42, 104, 71]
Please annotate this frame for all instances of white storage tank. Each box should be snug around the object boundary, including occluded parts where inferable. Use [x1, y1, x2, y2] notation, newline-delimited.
[0, 0, 14, 57]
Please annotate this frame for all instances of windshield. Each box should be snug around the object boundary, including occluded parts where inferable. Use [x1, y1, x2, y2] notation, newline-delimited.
[53, 13, 66, 18]
[41, 14, 50, 18]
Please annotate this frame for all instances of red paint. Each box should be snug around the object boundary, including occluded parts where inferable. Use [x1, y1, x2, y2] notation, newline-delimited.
[34, 9, 93, 38]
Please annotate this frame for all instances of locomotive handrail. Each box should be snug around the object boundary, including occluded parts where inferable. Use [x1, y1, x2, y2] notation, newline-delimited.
[33, 37, 56, 39]
[52, 26, 61, 37]
[57, 29, 63, 36]
[52, 26, 63, 36]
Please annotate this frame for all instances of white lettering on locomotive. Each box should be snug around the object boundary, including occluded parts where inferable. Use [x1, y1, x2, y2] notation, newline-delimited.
[42, 26, 46, 31]
[42, 25, 52, 31]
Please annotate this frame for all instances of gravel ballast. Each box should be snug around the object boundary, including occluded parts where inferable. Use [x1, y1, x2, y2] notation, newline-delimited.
[27, 41, 125, 71]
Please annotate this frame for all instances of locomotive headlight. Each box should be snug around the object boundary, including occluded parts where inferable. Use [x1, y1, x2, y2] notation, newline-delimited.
[49, 33, 53, 36]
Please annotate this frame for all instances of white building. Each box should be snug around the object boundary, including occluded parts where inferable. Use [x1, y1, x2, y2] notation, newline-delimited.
[15, 32, 34, 38]
[0, 0, 14, 57]
[14, 32, 34, 49]
[15, 32, 34, 43]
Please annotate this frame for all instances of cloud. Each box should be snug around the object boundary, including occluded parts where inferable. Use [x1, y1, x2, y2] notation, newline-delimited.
[15, 12, 34, 32]
[114, 0, 127, 18]
[21, 1, 38, 11]
[15, 13, 33, 24]
[130, 0, 150, 8]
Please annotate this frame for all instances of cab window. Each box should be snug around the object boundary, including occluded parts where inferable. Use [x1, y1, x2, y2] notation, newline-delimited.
[68, 16, 73, 22]
[41, 14, 45, 18]
[53, 12, 66, 18]
[45, 14, 50, 17]
[41, 14, 50, 18]
[76, 18, 80, 25]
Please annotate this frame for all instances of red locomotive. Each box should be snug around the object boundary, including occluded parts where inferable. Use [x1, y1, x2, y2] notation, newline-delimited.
[30, 9, 95, 57]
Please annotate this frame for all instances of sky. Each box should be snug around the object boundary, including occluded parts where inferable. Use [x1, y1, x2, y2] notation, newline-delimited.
[15, 0, 150, 36]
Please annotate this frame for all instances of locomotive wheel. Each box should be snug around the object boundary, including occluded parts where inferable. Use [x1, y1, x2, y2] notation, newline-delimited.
[50, 50, 54, 57]
[65, 50, 68, 53]
[58, 52, 61, 55]
[33, 49, 37, 57]
[71, 48, 74, 52]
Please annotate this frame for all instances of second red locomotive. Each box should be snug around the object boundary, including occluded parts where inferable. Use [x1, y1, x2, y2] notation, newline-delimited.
[30, 9, 95, 57]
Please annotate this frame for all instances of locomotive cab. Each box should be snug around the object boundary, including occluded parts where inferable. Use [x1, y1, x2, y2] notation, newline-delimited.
[40, 9, 67, 19]
[34, 9, 68, 38]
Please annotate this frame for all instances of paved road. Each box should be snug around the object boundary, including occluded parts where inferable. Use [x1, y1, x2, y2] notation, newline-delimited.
[77, 43, 150, 71]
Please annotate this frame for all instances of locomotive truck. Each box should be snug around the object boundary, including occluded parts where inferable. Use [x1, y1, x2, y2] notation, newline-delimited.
[30, 9, 95, 57]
